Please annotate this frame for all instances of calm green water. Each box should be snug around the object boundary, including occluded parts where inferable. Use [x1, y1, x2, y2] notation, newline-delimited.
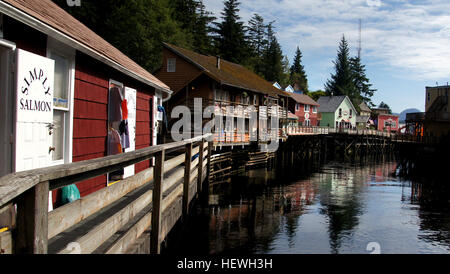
[164, 158, 450, 254]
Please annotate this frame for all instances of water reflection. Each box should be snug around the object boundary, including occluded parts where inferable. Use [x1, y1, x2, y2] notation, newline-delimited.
[164, 158, 450, 254]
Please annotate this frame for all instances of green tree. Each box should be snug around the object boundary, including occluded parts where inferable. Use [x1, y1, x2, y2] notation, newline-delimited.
[308, 90, 327, 102]
[350, 56, 376, 105]
[290, 46, 308, 93]
[261, 23, 284, 82]
[247, 13, 268, 75]
[325, 35, 357, 98]
[379, 102, 392, 114]
[212, 0, 249, 64]
[193, 0, 216, 55]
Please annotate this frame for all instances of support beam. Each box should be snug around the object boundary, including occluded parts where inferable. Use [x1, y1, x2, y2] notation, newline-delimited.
[183, 143, 193, 218]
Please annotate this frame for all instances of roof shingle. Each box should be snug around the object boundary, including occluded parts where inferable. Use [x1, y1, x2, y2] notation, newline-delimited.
[164, 43, 288, 98]
[2, 0, 170, 92]
[289, 93, 320, 106]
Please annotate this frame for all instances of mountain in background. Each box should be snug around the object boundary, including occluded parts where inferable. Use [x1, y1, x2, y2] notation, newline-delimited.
[399, 108, 421, 122]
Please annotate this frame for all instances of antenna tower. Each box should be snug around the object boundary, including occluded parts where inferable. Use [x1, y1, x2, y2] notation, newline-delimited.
[358, 19, 362, 59]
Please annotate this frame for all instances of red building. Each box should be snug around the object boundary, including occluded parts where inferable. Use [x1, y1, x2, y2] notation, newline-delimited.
[287, 93, 320, 126]
[0, 0, 171, 207]
[377, 115, 400, 132]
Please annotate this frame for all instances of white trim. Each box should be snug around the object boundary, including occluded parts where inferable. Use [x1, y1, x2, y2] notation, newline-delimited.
[47, 37, 75, 165]
[0, 38, 16, 50]
[0, 1, 172, 97]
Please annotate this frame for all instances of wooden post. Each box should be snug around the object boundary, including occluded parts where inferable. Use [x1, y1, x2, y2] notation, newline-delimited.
[14, 181, 49, 254]
[197, 140, 205, 195]
[183, 143, 192, 218]
[150, 150, 165, 254]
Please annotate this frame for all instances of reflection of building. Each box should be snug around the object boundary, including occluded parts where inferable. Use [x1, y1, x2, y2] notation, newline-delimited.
[407, 85, 450, 140]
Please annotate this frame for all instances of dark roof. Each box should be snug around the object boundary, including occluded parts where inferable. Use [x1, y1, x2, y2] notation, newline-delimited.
[2, 0, 170, 93]
[359, 102, 371, 112]
[289, 93, 320, 106]
[317, 96, 348, 112]
[163, 43, 288, 98]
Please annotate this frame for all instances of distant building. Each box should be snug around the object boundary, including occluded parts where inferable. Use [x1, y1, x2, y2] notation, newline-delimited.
[406, 85, 450, 140]
[317, 96, 357, 129]
[356, 102, 372, 129]
[273, 82, 295, 93]
[287, 93, 320, 126]
[377, 115, 400, 132]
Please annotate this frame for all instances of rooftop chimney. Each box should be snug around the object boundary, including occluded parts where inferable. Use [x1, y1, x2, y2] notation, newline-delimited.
[216, 56, 221, 70]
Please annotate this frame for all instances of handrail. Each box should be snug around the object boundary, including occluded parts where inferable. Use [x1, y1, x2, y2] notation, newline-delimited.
[0, 133, 212, 254]
[0, 134, 211, 207]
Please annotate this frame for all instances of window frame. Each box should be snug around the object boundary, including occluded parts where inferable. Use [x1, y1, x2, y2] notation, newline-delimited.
[47, 38, 75, 166]
[167, 58, 176, 72]
[304, 104, 310, 113]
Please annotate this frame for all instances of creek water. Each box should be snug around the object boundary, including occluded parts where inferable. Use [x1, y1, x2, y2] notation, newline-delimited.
[163, 156, 450, 254]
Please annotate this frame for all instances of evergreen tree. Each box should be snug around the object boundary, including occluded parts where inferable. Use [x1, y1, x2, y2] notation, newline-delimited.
[247, 14, 268, 75]
[193, 0, 216, 55]
[379, 102, 392, 114]
[261, 23, 284, 82]
[350, 56, 376, 105]
[53, 0, 191, 72]
[212, 0, 249, 64]
[325, 35, 357, 98]
[290, 46, 308, 93]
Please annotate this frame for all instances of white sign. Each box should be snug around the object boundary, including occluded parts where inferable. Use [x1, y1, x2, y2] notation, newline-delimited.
[305, 113, 310, 119]
[16, 49, 54, 123]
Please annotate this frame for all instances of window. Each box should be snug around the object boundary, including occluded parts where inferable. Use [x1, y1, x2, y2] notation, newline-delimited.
[305, 119, 311, 126]
[339, 108, 342, 117]
[253, 95, 258, 105]
[48, 39, 75, 164]
[304, 105, 310, 112]
[167, 58, 176, 72]
[215, 89, 229, 102]
[350, 109, 353, 118]
[296, 103, 300, 111]
[427, 92, 431, 102]
[313, 106, 317, 113]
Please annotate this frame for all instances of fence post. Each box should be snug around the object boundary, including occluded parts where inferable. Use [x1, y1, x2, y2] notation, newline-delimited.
[150, 150, 165, 254]
[14, 181, 49, 254]
[183, 143, 193, 218]
[197, 139, 205, 195]
[207, 141, 212, 184]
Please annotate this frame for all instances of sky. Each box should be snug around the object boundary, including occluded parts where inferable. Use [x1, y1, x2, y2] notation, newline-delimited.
[202, 0, 450, 113]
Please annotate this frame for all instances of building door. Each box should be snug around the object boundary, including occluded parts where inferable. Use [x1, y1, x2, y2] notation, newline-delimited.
[0, 43, 15, 177]
[14, 49, 55, 173]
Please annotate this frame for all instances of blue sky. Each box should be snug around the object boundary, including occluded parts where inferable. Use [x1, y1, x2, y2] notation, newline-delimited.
[203, 0, 450, 113]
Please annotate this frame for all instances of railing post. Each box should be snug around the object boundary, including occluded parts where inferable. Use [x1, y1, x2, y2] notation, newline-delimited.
[14, 181, 49, 254]
[197, 139, 205, 195]
[183, 143, 193, 218]
[150, 150, 165, 254]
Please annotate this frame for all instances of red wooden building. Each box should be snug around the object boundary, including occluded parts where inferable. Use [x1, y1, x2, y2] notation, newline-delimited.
[377, 114, 400, 133]
[0, 0, 172, 207]
[287, 93, 320, 126]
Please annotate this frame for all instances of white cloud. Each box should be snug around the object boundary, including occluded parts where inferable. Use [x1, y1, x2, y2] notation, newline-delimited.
[203, 0, 450, 81]
[366, 0, 382, 7]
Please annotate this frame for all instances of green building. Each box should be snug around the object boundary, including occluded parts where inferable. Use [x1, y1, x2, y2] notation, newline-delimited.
[317, 96, 357, 129]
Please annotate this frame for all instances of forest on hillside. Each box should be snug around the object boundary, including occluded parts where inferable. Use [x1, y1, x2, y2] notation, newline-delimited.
[54, 0, 376, 106]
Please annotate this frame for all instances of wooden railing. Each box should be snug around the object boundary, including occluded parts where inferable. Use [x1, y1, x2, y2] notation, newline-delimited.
[0, 134, 212, 254]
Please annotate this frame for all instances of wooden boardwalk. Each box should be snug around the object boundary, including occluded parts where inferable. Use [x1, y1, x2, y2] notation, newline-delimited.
[0, 134, 212, 254]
